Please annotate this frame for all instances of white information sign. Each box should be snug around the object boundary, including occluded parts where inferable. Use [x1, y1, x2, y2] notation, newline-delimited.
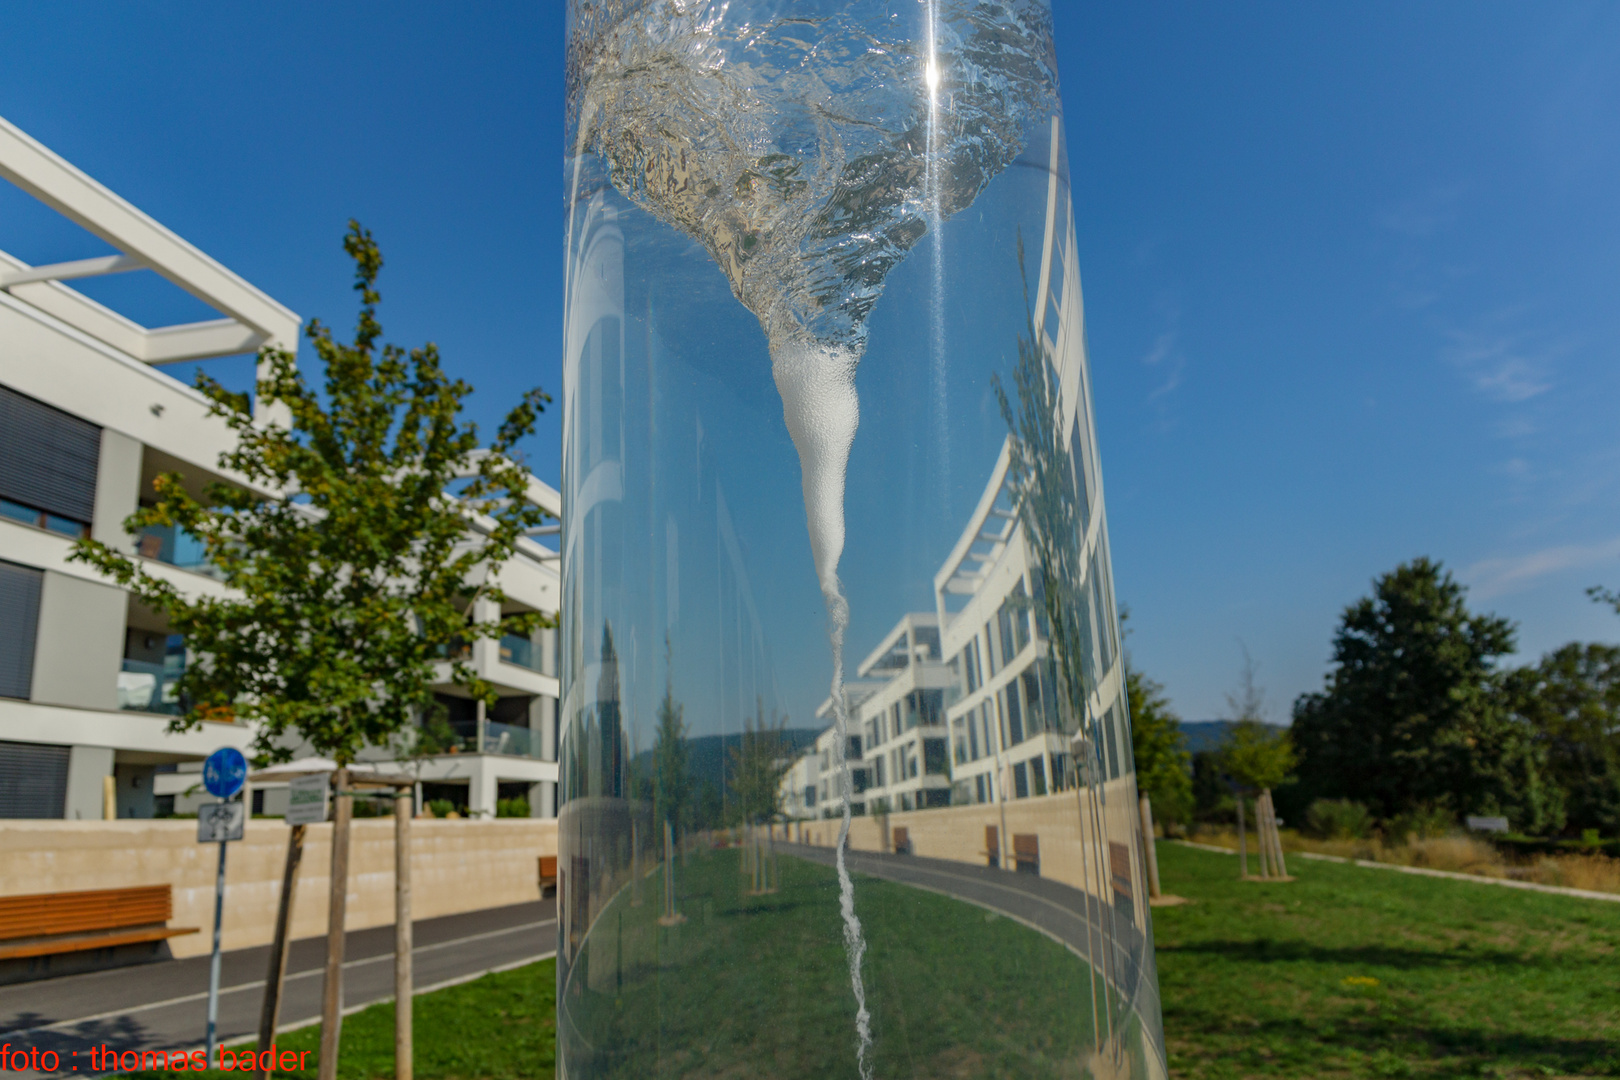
[197, 801, 246, 843]
[285, 772, 331, 825]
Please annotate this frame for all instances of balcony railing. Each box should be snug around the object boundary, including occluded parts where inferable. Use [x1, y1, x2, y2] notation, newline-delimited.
[135, 523, 220, 578]
[118, 658, 182, 716]
[498, 633, 544, 673]
[482, 719, 538, 758]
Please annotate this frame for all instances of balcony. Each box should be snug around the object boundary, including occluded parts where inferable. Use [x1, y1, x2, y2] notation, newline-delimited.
[483, 720, 538, 758]
[135, 522, 219, 578]
[117, 658, 182, 716]
[498, 633, 544, 673]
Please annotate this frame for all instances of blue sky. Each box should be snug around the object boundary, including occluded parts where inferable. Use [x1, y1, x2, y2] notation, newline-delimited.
[2, 2, 1617, 722]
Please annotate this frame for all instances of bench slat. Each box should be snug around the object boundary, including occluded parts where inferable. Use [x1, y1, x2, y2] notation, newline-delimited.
[0, 924, 199, 961]
[0, 886, 173, 940]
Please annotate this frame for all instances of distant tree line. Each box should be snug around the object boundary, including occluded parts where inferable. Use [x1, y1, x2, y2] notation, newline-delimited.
[1131, 557, 1620, 842]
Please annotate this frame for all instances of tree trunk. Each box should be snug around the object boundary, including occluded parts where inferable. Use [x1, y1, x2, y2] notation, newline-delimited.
[255, 823, 306, 1079]
[395, 790, 413, 1080]
[1138, 794, 1161, 899]
[318, 769, 351, 1080]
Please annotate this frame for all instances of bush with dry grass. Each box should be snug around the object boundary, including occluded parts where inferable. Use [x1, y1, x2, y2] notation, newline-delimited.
[1187, 823, 1620, 894]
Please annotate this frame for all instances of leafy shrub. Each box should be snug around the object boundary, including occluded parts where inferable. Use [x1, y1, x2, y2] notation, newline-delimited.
[496, 797, 530, 818]
[427, 798, 456, 818]
[1306, 798, 1373, 840]
[1386, 805, 1454, 842]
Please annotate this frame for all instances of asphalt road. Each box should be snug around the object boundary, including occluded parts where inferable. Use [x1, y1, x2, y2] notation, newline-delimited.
[0, 898, 556, 1074]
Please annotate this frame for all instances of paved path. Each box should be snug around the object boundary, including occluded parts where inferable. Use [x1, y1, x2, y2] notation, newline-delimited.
[0, 899, 555, 1072]
[782, 843, 1148, 988]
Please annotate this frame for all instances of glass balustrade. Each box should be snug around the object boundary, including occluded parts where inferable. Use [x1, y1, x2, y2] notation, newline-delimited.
[117, 658, 182, 716]
[498, 633, 544, 673]
[482, 719, 537, 758]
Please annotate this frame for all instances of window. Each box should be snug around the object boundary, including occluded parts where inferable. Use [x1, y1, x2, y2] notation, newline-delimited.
[1051, 753, 1071, 792]
[804, 785, 816, 808]
[1031, 756, 1048, 796]
[984, 619, 998, 675]
[1013, 761, 1029, 799]
[997, 603, 1017, 668]
[0, 498, 87, 538]
[911, 625, 941, 662]
[1003, 684, 1024, 746]
[975, 775, 987, 804]
[1021, 669, 1045, 735]
[0, 385, 100, 535]
[0, 561, 42, 701]
[905, 689, 943, 728]
[967, 713, 980, 761]
[923, 738, 949, 776]
[0, 740, 68, 819]
[960, 641, 979, 694]
[1009, 582, 1031, 656]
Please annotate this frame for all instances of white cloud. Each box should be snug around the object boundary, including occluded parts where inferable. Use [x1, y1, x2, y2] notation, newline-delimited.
[1442, 328, 1555, 403]
[1462, 534, 1620, 600]
[1141, 329, 1183, 401]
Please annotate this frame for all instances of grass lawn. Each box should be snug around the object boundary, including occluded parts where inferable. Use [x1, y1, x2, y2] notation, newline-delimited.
[131, 842, 1618, 1079]
[560, 846, 1133, 1079]
[1152, 841, 1620, 1079]
[128, 958, 556, 1079]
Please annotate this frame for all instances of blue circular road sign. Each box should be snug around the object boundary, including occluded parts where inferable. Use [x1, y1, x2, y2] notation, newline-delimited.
[203, 747, 247, 799]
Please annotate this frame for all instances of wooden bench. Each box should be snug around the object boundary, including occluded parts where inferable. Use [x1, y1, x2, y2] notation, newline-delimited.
[890, 827, 911, 855]
[0, 886, 197, 961]
[1012, 834, 1040, 876]
[538, 855, 557, 897]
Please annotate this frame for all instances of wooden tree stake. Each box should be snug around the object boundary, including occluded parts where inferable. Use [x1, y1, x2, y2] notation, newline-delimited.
[395, 789, 413, 1080]
[318, 769, 351, 1080]
[256, 823, 306, 1079]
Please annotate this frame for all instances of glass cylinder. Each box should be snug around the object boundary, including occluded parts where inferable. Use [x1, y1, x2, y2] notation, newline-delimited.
[560, 2, 1166, 1077]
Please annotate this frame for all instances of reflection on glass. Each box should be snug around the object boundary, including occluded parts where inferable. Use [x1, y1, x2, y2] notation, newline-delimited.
[560, 2, 1165, 1077]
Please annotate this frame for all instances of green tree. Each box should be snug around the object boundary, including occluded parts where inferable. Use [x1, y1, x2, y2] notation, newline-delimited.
[1507, 643, 1619, 835]
[1219, 720, 1296, 794]
[1292, 558, 1554, 830]
[727, 700, 790, 826]
[1126, 665, 1193, 833]
[70, 221, 553, 764]
[652, 639, 692, 835]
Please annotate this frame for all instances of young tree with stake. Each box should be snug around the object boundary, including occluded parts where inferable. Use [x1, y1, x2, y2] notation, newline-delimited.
[71, 223, 554, 1080]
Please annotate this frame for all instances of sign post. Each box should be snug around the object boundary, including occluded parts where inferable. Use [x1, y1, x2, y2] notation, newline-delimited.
[199, 747, 247, 1064]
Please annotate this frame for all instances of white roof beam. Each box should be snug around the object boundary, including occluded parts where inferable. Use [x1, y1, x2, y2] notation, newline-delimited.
[0, 116, 300, 351]
[144, 319, 270, 365]
[0, 252, 143, 288]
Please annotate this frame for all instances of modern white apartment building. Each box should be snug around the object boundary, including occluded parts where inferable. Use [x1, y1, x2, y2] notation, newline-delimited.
[779, 115, 1132, 824]
[849, 615, 953, 812]
[0, 115, 561, 821]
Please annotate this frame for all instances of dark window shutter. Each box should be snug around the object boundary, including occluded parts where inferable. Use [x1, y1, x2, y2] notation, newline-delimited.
[0, 740, 68, 819]
[0, 560, 42, 699]
[0, 384, 102, 524]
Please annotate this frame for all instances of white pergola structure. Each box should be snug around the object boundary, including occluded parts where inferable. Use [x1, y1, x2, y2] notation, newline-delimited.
[0, 116, 299, 419]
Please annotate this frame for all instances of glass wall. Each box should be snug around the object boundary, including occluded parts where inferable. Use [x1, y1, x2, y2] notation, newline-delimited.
[560, 2, 1164, 1077]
